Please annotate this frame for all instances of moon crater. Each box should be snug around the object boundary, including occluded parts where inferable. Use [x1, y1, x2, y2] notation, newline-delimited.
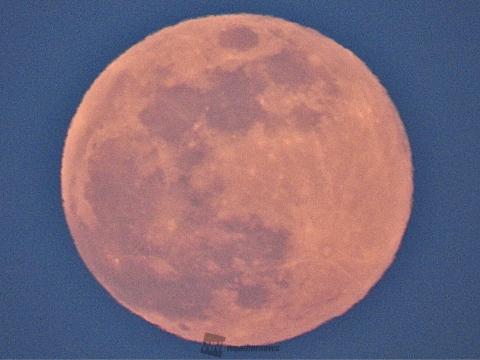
[218, 25, 259, 51]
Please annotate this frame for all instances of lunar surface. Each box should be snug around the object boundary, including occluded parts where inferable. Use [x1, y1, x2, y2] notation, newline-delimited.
[61, 14, 413, 345]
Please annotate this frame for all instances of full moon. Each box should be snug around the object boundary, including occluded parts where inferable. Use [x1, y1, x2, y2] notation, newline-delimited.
[61, 14, 413, 345]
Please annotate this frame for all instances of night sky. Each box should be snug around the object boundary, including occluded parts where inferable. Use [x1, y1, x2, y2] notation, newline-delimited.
[2, 1, 479, 358]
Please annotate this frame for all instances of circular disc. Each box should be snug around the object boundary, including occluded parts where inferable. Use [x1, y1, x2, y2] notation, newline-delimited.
[61, 14, 413, 345]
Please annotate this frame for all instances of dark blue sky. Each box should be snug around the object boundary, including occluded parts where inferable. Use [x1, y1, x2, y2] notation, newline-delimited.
[1, 1, 479, 358]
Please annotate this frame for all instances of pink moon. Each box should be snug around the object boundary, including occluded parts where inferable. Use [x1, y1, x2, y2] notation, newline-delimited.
[61, 14, 413, 345]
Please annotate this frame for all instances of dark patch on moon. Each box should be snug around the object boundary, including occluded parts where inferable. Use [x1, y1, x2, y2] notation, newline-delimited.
[177, 142, 210, 170]
[139, 65, 268, 141]
[204, 67, 267, 133]
[220, 214, 291, 262]
[175, 173, 223, 227]
[289, 105, 325, 131]
[138, 48, 339, 143]
[264, 47, 315, 87]
[81, 150, 293, 320]
[106, 211, 291, 319]
[218, 25, 259, 51]
[139, 84, 205, 144]
[81, 130, 293, 319]
[83, 136, 165, 255]
[205, 214, 293, 309]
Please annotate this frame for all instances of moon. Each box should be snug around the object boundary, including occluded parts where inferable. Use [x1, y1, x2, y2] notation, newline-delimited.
[61, 14, 413, 345]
